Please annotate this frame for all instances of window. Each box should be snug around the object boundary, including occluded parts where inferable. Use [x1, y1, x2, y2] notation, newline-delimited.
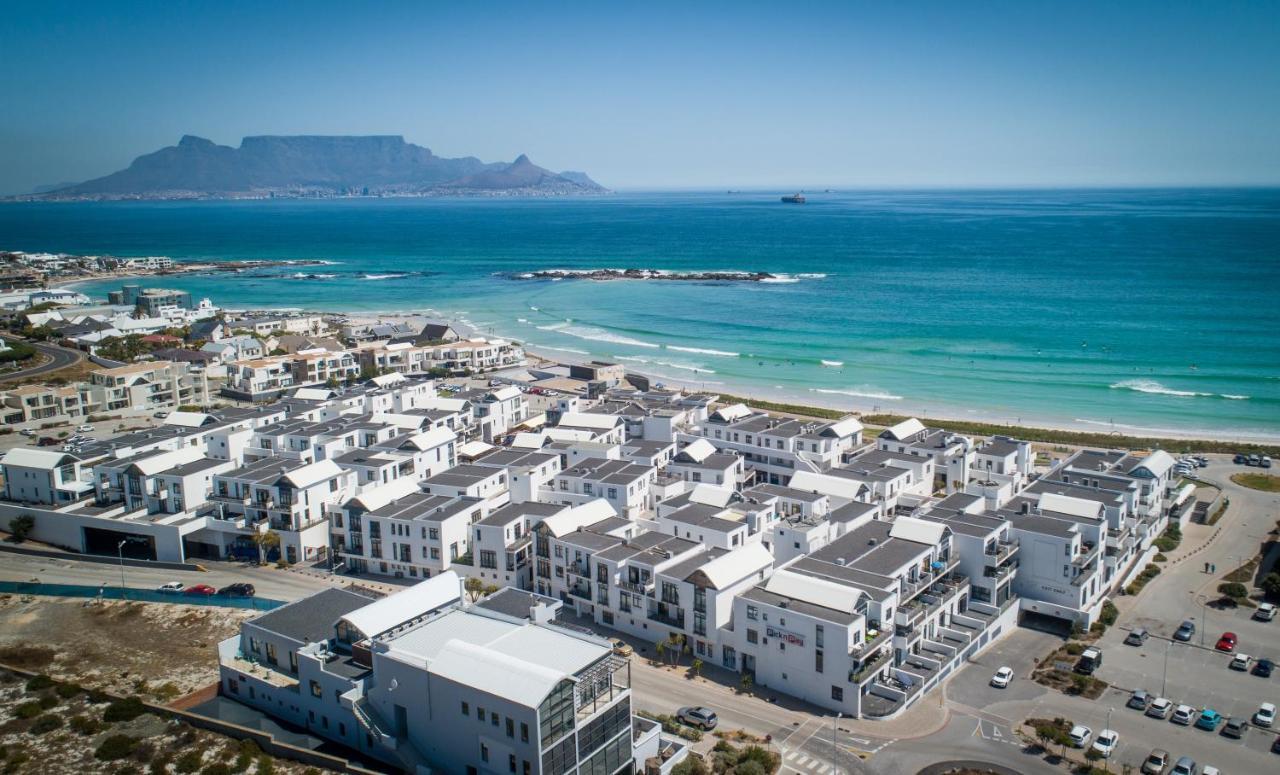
[480, 550, 498, 569]
[746, 605, 759, 621]
[481, 744, 489, 763]
[429, 527, 439, 540]
[831, 686, 843, 702]
[461, 701, 469, 716]
[506, 717, 514, 738]
[746, 628, 758, 644]
[608, 487, 618, 500]
[520, 722, 529, 743]
[310, 681, 322, 697]
[492, 713, 499, 727]
[815, 649, 824, 673]
[509, 754, 516, 773]
[477, 707, 486, 722]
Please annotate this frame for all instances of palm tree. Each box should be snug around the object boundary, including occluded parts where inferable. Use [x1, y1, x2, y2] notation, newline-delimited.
[691, 657, 703, 678]
[654, 641, 666, 665]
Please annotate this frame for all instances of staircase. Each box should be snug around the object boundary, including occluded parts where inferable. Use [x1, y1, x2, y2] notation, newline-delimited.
[352, 698, 433, 774]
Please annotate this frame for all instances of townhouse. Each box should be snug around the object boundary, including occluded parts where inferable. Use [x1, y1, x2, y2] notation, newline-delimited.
[335, 483, 487, 579]
[546, 458, 657, 519]
[876, 417, 975, 493]
[696, 405, 863, 485]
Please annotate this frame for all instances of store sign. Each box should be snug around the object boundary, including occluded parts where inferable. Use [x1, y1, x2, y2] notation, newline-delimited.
[766, 625, 804, 646]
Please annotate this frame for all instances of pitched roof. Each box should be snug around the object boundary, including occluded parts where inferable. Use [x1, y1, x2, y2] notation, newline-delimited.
[677, 438, 717, 463]
[0, 447, 78, 469]
[1037, 491, 1104, 520]
[711, 403, 752, 422]
[249, 587, 374, 643]
[888, 516, 948, 546]
[338, 571, 461, 639]
[540, 499, 618, 537]
[763, 568, 863, 614]
[557, 412, 620, 430]
[788, 470, 866, 502]
[881, 417, 926, 441]
[279, 458, 343, 489]
[694, 542, 773, 589]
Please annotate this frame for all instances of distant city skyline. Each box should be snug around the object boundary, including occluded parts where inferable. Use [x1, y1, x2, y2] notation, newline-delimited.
[2, 1, 1278, 195]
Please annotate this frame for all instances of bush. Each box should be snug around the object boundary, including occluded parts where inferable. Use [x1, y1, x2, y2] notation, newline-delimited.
[202, 764, 232, 775]
[1262, 572, 1280, 601]
[736, 763, 766, 775]
[1099, 601, 1119, 627]
[256, 756, 275, 775]
[55, 682, 84, 699]
[95, 735, 140, 761]
[1218, 582, 1249, 599]
[30, 714, 63, 735]
[175, 750, 205, 773]
[6, 515, 35, 543]
[1065, 642, 1085, 656]
[14, 700, 44, 719]
[104, 696, 149, 723]
[24, 674, 55, 692]
[70, 714, 103, 735]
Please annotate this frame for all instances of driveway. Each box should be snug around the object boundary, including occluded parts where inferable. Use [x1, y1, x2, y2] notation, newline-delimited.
[0, 335, 83, 383]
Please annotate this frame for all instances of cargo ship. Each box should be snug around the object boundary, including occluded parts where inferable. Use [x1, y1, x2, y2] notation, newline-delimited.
[781, 192, 806, 203]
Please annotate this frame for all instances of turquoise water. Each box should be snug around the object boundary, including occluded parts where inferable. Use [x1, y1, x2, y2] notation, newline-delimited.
[2, 190, 1278, 439]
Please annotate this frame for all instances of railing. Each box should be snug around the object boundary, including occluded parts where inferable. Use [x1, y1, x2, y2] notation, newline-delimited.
[618, 579, 653, 595]
[209, 492, 250, 505]
[850, 649, 892, 683]
[566, 562, 591, 579]
[983, 539, 1019, 566]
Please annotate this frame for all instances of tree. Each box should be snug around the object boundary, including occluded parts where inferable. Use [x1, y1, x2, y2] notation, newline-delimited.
[8, 514, 35, 543]
[1218, 581, 1248, 599]
[739, 673, 753, 692]
[1262, 572, 1280, 601]
[690, 657, 703, 678]
[670, 756, 709, 775]
[464, 577, 487, 602]
[1034, 724, 1056, 753]
[654, 641, 666, 665]
[252, 530, 280, 565]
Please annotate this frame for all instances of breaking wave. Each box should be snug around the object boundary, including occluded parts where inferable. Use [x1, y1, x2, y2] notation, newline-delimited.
[667, 345, 740, 357]
[1110, 379, 1211, 398]
[614, 355, 714, 374]
[820, 360, 844, 367]
[810, 387, 903, 401]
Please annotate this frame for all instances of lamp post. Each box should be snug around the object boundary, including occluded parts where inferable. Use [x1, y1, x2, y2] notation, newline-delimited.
[1162, 639, 1172, 697]
[1196, 594, 1208, 647]
[116, 539, 128, 598]
[1104, 707, 1114, 773]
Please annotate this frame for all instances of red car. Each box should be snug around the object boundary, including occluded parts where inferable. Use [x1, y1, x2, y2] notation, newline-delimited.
[183, 584, 217, 597]
[1215, 632, 1238, 652]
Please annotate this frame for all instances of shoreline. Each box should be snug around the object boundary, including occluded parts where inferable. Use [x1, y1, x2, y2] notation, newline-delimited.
[47, 275, 1280, 446]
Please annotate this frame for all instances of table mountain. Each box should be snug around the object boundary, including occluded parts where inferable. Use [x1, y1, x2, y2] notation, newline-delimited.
[32, 135, 606, 199]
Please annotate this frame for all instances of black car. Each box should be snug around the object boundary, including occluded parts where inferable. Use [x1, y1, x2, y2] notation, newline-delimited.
[217, 582, 256, 597]
[1255, 658, 1275, 678]
[1234, 453, 1247, 464]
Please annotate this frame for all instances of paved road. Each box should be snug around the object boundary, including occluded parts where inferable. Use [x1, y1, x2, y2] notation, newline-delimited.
[0, 335, 84, 383]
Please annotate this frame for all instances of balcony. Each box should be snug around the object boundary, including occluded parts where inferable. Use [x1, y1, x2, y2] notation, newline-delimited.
[566, 561, 591, 579]
[850, 648, 892, 684]
[618, 578, 654, 595]
[568, 583, 592, 601]
[894, 602, 926, 630]
[209, 492, 250, 506]
[983, 539, 1019, 567]
[647, 604, 684, 629]
[574, 655, 630, 719]
[853, 626, 891, 655]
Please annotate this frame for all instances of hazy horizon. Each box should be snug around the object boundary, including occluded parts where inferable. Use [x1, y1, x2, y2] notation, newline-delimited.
[3, 1, 1278, 195]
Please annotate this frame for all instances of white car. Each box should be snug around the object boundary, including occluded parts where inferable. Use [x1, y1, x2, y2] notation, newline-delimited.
[1069, 724, 1092, 747]
[1255, 602, 1277, 621]
[1201, 767, 1220, 775]
[156, 581, 184, 594]
[990, 666, 1014, 688]
[19, 428, 36, 436]
[1256, 702, 1276, 727]
[1171, 704, 1196, 725]
[76, 424, 93, 432]
[1146, 696, 1173, 719]
[1091, 729, 1119, 758]
[1230, 653, 1251, 671]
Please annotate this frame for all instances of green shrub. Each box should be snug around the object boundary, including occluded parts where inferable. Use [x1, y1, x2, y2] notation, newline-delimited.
[104, 696, 148, 723]
[95, 735, 140, 761]
[55, 682, 83, 699]
[174, 750, 205, 773]
[736, 763, 766, 775]
[256, 756, 275, 775]
[149, 755, 171, 775]
[24, 674, 55, 692]
[1218, 582, 1249, 599]
[1065, 642, 1085, 656]
[70, 714, 103, 735]
[201, 764, 233, 775]
[1099, 601, 1119, 626]
[14, 700, 44, 719]
[30, 714, 63, 735]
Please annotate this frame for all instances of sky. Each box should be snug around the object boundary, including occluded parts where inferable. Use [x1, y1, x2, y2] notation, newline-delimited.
[1, 1, 1278, 194]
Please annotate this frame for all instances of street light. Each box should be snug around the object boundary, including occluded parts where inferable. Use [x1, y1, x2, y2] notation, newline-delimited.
[116, 539, 129, 598]
[1103, 707, 1114, 773]
[1161, 639, 1172, 696]
[1196, 594, 1208, 647]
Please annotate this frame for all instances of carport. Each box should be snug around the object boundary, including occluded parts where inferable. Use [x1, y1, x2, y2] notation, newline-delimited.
[1018, 609, 1073, 637]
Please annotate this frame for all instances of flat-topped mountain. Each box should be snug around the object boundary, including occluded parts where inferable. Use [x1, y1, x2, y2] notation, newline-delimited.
[30, 135, 606, 200]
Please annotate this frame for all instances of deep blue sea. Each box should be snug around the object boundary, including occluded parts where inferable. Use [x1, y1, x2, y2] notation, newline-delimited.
[2, 190, 1278, 440]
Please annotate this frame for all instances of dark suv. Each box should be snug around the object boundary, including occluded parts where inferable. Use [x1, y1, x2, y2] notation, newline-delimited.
[217, 583, 256, 597]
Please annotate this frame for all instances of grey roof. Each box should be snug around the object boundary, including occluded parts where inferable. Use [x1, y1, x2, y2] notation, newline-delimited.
[475, 588, 561, 620]
[476, 501, 563, 527]
[664, 503, 743, 533]
[977, 438, 1024, 458]
[740, 586, 860, 625]
[249, 587, 375, 644]
[829, 501, 878, 523]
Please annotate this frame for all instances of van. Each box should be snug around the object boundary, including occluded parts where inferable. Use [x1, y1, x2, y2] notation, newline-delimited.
[1076, 647, 1103, 675]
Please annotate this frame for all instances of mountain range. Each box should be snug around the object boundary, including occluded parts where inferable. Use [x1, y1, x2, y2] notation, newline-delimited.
[27, 135, 606, 199]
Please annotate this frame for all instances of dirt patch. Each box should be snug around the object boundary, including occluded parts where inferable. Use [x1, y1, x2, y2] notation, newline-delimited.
[0, 668, 334, 774]
[0, 595, 252, 698]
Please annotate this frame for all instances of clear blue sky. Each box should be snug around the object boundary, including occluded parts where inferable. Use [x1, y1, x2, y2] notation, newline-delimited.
[2, 1, 1278, 194]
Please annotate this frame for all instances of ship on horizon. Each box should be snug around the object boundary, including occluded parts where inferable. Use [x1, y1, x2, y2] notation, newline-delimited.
[781, 192, 806, 203]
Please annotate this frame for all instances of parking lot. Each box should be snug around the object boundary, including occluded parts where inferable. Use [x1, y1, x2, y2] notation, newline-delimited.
[1092, 629, 1279, 762]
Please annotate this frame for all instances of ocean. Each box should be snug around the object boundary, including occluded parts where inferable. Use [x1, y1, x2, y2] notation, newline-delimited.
[2, 189, 1278, 440]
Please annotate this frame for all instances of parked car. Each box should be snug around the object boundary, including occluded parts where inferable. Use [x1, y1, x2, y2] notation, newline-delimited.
[75, 424, 93, 432]
[1194, 456, 1208, 467]
[18, 428, 36, 437]
[1174, 620, 1196, 641]
[1195, 708, 1222, 731]
[1200, 767, 1219, 775]
[153, 411, 168, 419]
[1222, 716, 1248, 739]
[1256, 702, 1276, 727]
[1255, 602, 1277, 621]
[1128, 689, 1151, 710]
[217, 583, 255, 597]
[1233, 453, 1247, 464]
[990, 666, 1014, 688]
[1068, 724, 1092, 747]
[1092, 729, 1119, 757]
[183, 584, 217, 597]
[1247, 454, 1261, 466]
[1171, 704, 1196, 725]
[676, 706, 717, 730]
[1263, 455, 1273, 468]
[1230, 653, 1252, 671]
[37, 436, 59, 446]
[1170, 756, 1196, 775]
[1141, 748, 1170, 775]
[1146, 697, 1173, 719]
[156, 581, 184, 594]
[1214, 632, 1237, 652]
[608, 638, 633, 658]
[1125, 627, 1150, 646]
[1273, 733, 1280, 753]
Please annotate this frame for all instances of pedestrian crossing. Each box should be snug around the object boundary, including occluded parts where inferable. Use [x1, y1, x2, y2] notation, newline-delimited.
[782, 749, 832, 773]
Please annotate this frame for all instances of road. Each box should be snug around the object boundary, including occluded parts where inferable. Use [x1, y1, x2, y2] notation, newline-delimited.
[0, 334, 84, 383]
